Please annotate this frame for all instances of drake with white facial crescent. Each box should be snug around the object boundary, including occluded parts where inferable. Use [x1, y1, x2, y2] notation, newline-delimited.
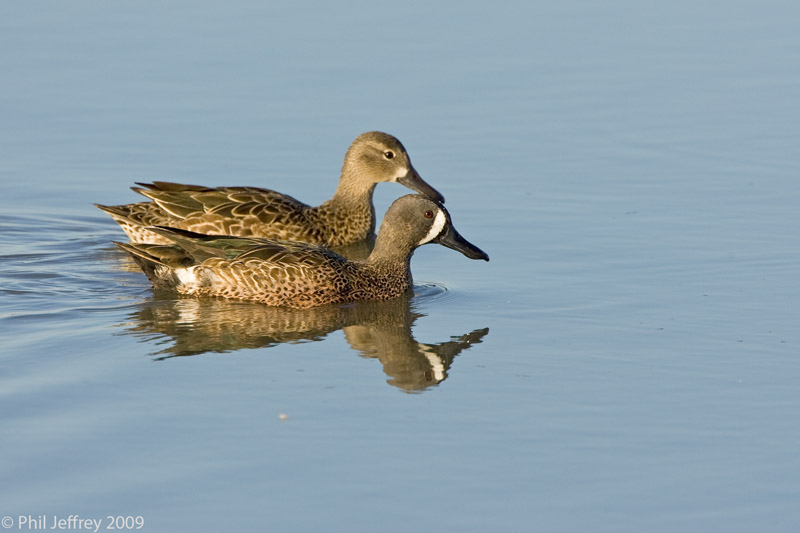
[115, 195, 488, 309]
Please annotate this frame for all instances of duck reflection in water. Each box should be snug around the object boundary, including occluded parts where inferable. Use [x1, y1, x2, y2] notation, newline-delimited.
[121, 289, 488, 392]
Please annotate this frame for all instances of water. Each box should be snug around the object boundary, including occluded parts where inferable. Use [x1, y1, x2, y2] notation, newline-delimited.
[2, 1, 799, 531]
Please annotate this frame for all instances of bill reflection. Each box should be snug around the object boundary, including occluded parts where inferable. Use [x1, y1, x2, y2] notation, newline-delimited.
[121, 292, 488, 392]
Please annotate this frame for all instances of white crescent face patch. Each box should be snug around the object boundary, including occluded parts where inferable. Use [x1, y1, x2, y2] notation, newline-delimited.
[421, 346, 446, 382]
[418, 209, 447, 245]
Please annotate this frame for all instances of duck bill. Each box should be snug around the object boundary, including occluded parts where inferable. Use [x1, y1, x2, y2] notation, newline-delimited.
[397, 167, 445, 204]
[434, 224, 489, 261]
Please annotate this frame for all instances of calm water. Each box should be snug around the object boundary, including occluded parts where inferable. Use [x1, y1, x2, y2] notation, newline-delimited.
[2, 1, 799, 532]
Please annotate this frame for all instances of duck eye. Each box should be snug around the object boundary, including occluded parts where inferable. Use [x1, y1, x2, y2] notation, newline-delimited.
[424, 210, 434, 219]
[384, 150, 395, 159]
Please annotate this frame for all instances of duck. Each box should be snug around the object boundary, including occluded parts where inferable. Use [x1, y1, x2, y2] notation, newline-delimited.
[97, 131, 443, 247]
[114, 194, 488, 309]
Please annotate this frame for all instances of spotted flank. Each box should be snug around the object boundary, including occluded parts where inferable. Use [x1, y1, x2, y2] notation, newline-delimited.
[116, 195, 489, 309]
[97, 131, 444, 247]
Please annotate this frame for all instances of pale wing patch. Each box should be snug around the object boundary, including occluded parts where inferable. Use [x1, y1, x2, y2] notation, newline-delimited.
[418, 209, 446, 245]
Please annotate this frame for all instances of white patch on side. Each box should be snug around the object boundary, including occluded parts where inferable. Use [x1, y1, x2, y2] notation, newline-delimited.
[418, 209, 446, 245]
[174, 267, 221, 290]
[175, 267, 199, 286]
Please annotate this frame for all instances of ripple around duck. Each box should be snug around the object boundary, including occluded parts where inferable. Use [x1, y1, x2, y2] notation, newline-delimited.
[0, 212, 133, 305]
[412, 282, 460, 308]
[411, 281, 491, 317]
[1, 211, 481, 319]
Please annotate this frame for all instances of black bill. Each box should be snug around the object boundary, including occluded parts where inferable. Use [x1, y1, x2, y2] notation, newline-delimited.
[397, 167, 445, 204]
[434, 223, 489, 261]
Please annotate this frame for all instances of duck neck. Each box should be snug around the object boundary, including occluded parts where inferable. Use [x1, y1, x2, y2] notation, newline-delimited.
[333, 157, 379, 204]
[362, 253, 414, 297]
[314, 165, 377, 244]
[365, 227, 416, 278]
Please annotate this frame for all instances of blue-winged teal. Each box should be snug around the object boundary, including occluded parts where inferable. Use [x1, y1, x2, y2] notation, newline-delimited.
[97, 131, 443, 247]
[115, 195, 488, 309]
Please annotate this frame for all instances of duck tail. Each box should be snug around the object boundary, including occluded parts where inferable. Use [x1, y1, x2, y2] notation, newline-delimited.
[95, 203, 135, 223]
[114, 240, 196, 286]
[113, 241, 164, 282]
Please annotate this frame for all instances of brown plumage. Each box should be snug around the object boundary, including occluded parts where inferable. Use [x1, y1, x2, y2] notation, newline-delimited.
[115, 195, 488, 309]
[97, 131, 443, 247]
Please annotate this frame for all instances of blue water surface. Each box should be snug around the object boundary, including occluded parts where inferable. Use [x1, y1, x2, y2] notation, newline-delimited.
[1, 1, 799, 532]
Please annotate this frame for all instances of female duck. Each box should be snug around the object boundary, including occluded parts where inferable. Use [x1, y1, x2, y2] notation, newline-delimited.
[97, 131, 443, 247]
[115, 195, 488, 309]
